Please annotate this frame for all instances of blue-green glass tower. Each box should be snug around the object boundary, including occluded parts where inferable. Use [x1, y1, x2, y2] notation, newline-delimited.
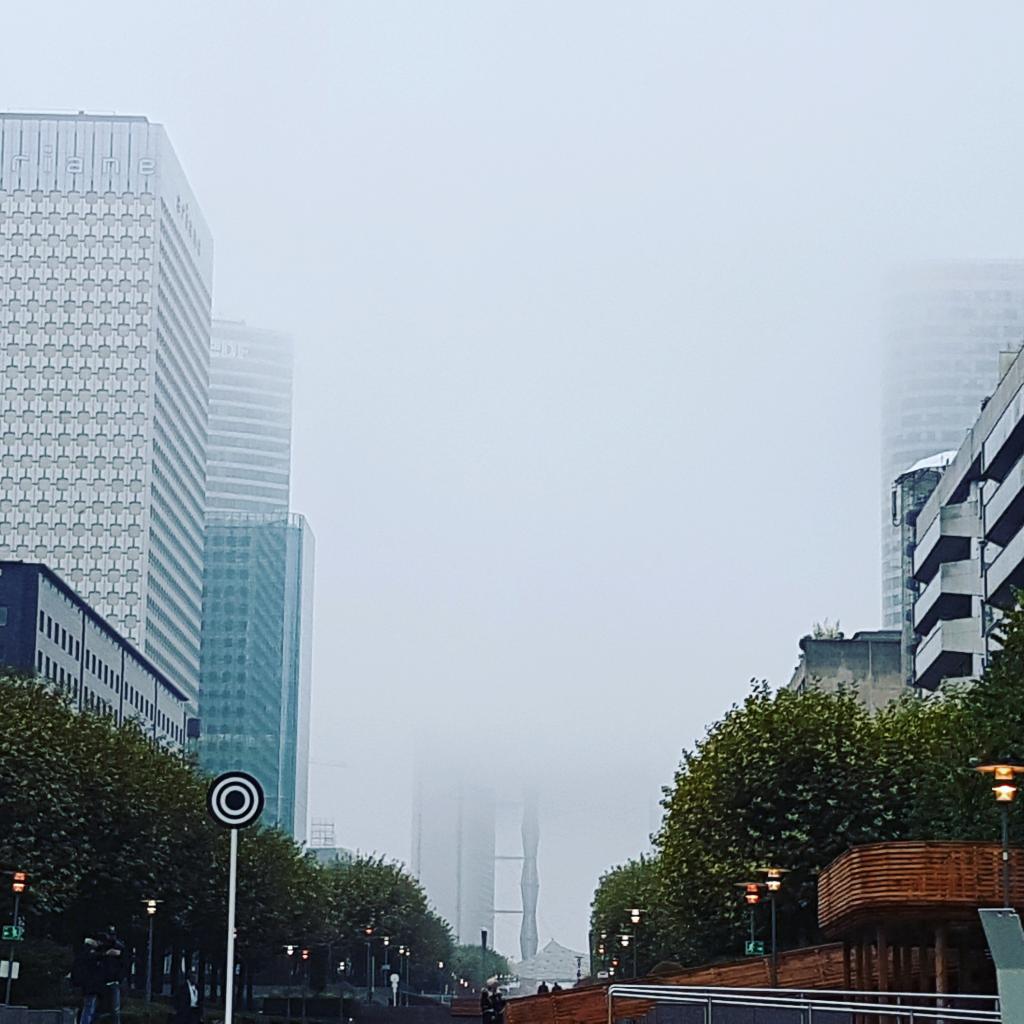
[199, 321, 314, 839]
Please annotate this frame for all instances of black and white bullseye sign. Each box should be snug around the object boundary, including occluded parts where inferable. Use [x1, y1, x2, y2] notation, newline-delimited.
[207, 771, 265, 829]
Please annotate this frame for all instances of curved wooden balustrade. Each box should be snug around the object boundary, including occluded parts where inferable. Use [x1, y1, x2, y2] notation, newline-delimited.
[817, 840, 1024, 936]
[504, 944, 846, 1024]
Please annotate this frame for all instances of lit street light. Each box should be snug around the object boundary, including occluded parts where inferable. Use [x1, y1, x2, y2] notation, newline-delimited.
[758, 867, 787, 987]
[142, 898, 162, 1002]
[735, 881, 763, 959]
[976, 760, 1024, 907]
[626, 908, 644, 976]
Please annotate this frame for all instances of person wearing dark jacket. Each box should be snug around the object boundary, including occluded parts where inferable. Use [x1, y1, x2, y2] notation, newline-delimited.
[480, 986, 494, 1024]
[174, 970, 202, 1024]
[97, 925, 128, 1024]
[491, 985, 506, 1024]
[70, 938, 105, 1024]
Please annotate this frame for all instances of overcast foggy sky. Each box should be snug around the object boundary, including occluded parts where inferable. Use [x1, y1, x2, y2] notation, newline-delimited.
[5, 1, 1024, 954]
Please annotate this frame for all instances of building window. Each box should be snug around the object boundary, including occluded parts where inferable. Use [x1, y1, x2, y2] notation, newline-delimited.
[38, 611, 44, 632]
[36, 651, 42, 673]
[46, 618, 52, 640]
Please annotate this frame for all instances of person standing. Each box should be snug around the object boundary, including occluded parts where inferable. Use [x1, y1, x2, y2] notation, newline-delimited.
[480, 984, 494, 1024]
[98, 925, 127, 1024]
[174, 970, 202, 1024]
[491, 983, 505, 1024]
[71, 938, 104, 1024]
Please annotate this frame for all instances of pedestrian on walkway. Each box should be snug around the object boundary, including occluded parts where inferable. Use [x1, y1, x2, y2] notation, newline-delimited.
[97, 925, 127, 1024]
[71, 937, 104, 1024]
[174, 969, 202, 1024]
[480, 984, 494, 1024]
[491, 982, 506, 1024]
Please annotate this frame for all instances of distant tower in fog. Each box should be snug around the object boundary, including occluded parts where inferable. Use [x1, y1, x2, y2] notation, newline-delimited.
[411, 769, 496, 943]
[206, 320, 294, 516]
[412, 762, 541, 956]
[881, 261, 1024, 628]
[520, 790, 540, 961]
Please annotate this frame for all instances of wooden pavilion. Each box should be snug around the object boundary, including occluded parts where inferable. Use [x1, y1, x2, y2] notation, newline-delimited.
[817, 840, 1021, 998]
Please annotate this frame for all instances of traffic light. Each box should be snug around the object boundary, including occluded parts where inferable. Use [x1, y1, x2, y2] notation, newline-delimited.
[11, 872, 26, 895]
[301, 948, 310, 961]
[743, 883, 760, 906]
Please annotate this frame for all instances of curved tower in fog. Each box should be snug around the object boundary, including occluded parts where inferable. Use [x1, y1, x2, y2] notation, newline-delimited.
[881, 261, 1024, 628]
[520, 790, 539, 961]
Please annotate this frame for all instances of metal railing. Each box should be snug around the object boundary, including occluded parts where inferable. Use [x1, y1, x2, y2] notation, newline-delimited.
[607, 983, 1001, 1023]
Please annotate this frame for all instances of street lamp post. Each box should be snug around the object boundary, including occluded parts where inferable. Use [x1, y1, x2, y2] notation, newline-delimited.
[619, 934, 635, 980]
[363, 927, 375, 1004]
[285, 945, 297, 1024]
[628, 908, 644, 977]
[758, 867, 787, 988]
[736, 882, 761, 942]
[976, 761, 1024, 907]
[4, 872, 26, 1005]
[142, 899, 162, 1002]
[400, 945, 411, 1006]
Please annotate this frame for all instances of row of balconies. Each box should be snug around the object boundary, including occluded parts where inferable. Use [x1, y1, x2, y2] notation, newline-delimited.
[910, 378, 1024, 689]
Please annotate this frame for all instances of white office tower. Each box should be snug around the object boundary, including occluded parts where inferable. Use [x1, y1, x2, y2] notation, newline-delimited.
[412, 763, 496, 945]
[207, 320, 293, 515]
[881, 261, 1024, 629]
[0, 113, 213, 703]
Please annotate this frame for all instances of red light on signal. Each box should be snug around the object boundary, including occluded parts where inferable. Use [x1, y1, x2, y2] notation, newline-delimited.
[12, 872, 26, 894]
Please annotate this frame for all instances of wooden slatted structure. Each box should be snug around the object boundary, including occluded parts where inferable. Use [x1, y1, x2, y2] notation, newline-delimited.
[505, 944, 846, 1024]
[816, 840, 1013, 999]
[505, 841, 1009, 1024]
[818, 840, 1024, 934]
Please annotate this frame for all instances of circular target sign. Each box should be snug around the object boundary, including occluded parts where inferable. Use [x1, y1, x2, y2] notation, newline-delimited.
[207, 771, 265, 829]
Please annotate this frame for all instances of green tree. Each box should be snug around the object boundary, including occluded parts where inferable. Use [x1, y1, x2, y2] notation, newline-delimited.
[449, 943, 511, 990]
[652, 681, 917, 964]
[589, 856, 665, 976]
[320, 854, 454, 990]
[0, 671, 456, 1003]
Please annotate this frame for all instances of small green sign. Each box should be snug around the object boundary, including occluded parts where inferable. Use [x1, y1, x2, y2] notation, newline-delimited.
[744, 940, 765, 956]
[2, 926, 23, 942]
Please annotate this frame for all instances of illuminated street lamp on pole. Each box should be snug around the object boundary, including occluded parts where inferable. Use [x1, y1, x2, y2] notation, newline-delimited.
[735, 882, 762, 946]
[758, 867, 787, 987]
[627, 908, 644, 977]
[142, 899, 162, 1002]
[976, 760, 1024, 907]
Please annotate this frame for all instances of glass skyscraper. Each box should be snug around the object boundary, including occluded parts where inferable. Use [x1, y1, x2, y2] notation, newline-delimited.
[199, 320, 314, 839]
[881, 261, 1024, 628]
[0, 113, 212, 704]
[200, 512, 313, 837]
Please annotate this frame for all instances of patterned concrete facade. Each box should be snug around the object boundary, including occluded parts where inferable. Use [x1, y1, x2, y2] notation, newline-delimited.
[0, 114, 213, 703]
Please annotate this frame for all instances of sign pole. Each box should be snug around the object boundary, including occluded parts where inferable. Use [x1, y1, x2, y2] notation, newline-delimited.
[207, 771, 263, 1024]
[4, 890, 19, 1004]
[225, 827, 238, 1024]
